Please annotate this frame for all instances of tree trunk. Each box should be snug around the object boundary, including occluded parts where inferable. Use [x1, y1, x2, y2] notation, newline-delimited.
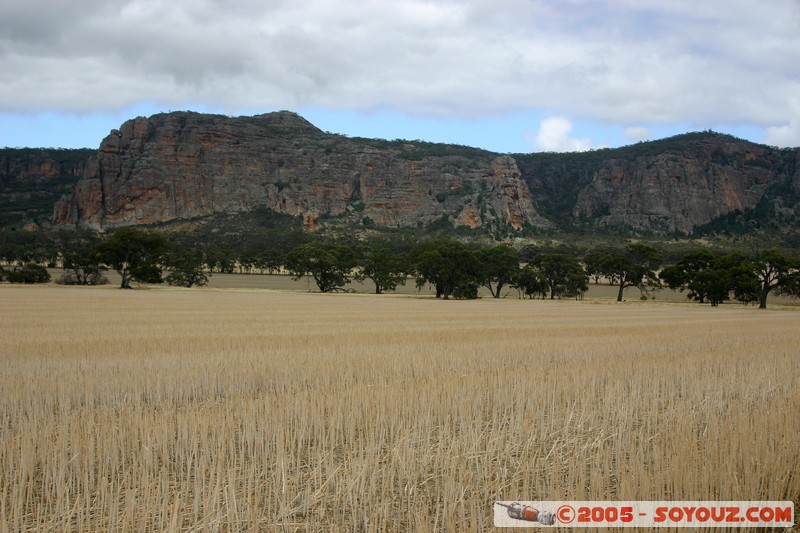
[759, 288, 769, 309]
[495, 280, 506, 298]
[119, 268, 131, 289]
[617, 283, 625, 302]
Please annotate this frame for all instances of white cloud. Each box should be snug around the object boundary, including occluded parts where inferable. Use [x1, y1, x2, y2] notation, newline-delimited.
[762, 97, 800, 148]
[764, 118, 800, 148]
[529, 117, 593, 152]
[0, 0, 799, 140]
[624, 127, 652, 142]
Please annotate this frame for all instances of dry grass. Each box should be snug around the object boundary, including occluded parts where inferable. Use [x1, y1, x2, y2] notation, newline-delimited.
[0, 285, 798, 532]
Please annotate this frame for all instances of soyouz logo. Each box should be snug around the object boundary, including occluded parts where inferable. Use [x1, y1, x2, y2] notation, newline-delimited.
[493, 501, 795, 528]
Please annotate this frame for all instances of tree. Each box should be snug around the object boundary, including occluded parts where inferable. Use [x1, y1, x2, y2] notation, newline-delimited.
[660, 250, 718, 304]
[602, 244, 662, 302]
[356, 244, 407, 294]
[411, 240, 481, 299]
[750, 249, 799, 309]
[0, 228, 60, 266]
[239, 246, 283, 274]
[780, 269, 800, 303]
[584, 249, 615, 284]
[94, 228, 167, 289]
[529, 252, 588, 300]
[562, 268, 589, 299]
[164, 251, 210, 288]
[660, 250, 760, 307]
[660, 251, 717, 306]
[475, 245, 519, 298]
[285, 241, 357, 292]
[512, 264, 548, 299]
[59, 251, 108, 285]
[723, 254, 762, 306]
[206, 248, 237, 273]
[253, 249, 284, 274]
[5, 263, 51, 284]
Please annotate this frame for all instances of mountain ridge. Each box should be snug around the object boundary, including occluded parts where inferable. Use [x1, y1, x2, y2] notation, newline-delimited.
[2, 111, 799, 237]
[51, 111, 548, 233]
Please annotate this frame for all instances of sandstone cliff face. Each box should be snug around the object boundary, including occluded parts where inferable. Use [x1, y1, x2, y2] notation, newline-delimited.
[50, 114, 799, 236]
[573, 151, 773, 233]
[1, 150, 90, 186]
[53, 112, 548, 232]
[518, 134, 796, 234]
[1, 148, 92, 227]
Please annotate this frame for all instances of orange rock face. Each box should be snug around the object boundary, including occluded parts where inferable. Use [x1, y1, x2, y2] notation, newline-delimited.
[53, 112, 550, 232]
[50, 116, 800, 236]
[569, 137, 781, 233]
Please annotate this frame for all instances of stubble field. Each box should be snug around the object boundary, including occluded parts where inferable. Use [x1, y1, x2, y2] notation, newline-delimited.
[0, 285, 798, 531]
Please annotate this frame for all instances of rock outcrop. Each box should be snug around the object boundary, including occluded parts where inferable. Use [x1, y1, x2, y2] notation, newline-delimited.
[53, 111, 548, 232]
[516, 133, 799, 234]
[571, 139, 779, 233]
[1, 150, 90, 186]
[46, 114, 800, 236]
[1, 148, 92, 227]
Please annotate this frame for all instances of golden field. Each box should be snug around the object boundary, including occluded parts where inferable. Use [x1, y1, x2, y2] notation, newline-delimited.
[0, 285, 798, 532]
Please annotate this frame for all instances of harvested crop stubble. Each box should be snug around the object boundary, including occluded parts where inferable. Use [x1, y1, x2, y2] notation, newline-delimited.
[0, 286, 798, 531]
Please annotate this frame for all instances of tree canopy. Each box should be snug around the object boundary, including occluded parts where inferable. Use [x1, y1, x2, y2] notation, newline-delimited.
[659, 250, 758, 306]
[94, 228, 167, 289]
[595, 244, 662, 302]
[475, 244, 519, 298]
[750, 248, 799, 309]
[356, 244, 407, 294]
[511, 264, 548, 299]
[164, 250, 210, 288]
[3, 263, 51, 284]
[59, 251, 108, 286]
[528, 251, 588, 300]
[411, 240, 482, 299]
[284, 241, 357, 292]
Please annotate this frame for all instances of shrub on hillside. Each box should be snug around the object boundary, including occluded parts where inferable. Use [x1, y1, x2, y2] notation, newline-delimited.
[4, 263, 51, 284]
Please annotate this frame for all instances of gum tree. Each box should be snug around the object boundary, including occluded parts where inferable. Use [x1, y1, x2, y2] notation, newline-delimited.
[356, 244, 407, 294]
[475, 244, 520, 298]
[750, 249, 799, 309]
[285, 241, 357, 293]
[94, 228, 167, 289]
[600, 243, 662, 302]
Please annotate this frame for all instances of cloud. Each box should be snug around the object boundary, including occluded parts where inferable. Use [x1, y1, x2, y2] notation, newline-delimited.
[764, 118, 800, 148]
[0, 0, 799, 141]
[529, 117, 593, 152]
[624, 127, 652, 142]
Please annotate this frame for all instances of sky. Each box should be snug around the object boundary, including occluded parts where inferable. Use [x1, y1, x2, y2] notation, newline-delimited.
[1, 0, 799, 153]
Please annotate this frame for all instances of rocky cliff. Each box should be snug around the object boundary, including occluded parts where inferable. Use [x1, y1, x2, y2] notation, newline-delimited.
[572, 138, 790, 233]
[46, 112, 800, 236]
[516, 132, 799, 234]
[52, 111, 547, 232]
[1, 148, 92, 228]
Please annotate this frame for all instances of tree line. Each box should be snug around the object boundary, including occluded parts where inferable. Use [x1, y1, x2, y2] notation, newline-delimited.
[2, 227, 799, 309]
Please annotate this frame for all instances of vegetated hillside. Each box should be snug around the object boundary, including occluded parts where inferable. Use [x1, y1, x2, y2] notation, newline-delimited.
[514, 132, 800, 236]
[0, 148, 93, 228]
[3, 112, 800, 239]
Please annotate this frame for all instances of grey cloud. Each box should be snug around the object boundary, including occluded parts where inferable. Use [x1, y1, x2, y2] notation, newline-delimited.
[2, 0, 800, 145]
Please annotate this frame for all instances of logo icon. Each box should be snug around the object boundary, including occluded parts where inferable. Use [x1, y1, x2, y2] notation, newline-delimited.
[495, 502, 556, 525]
[556, 504, 576, 524]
